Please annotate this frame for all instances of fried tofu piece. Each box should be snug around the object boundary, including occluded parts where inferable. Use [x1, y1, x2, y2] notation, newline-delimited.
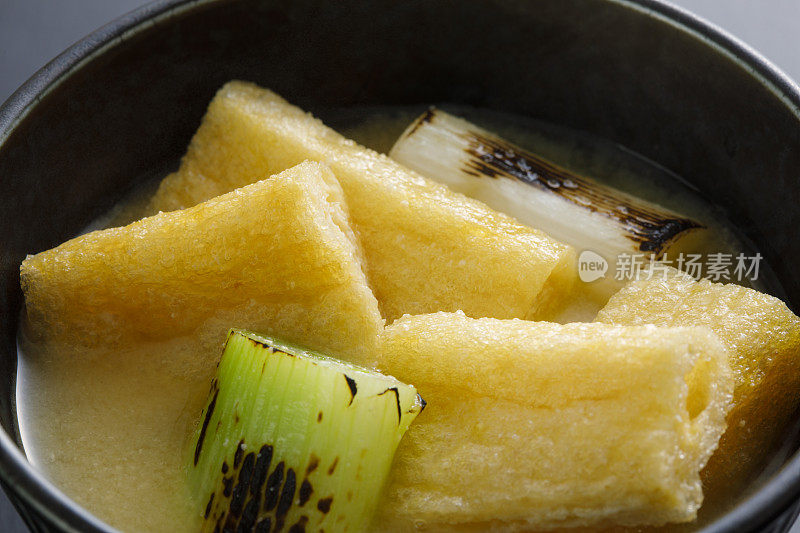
[148, 81, 576, 322]
[595, 266, 800, 496]
[373, 312, 733, 530]
[21, 161, 383, 368]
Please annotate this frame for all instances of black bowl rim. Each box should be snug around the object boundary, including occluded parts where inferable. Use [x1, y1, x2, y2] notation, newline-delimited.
[0, 0, 799, 531]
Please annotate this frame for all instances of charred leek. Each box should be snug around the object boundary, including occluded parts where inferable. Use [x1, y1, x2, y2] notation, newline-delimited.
[390, 109, 710, 299]
[188, 329, 424, 533]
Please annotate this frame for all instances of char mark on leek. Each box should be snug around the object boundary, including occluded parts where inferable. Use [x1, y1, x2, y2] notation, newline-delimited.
[187, 329, 424, 533]
[193, 384, 218, 466]
[378, 387, 402, 424]
[461, 133, 700, 253]
[344, 374, 357, 405]
[390, 108, 708, 259]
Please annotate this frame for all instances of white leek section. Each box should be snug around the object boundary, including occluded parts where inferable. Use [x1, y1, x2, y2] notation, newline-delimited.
[390, 110, 711, 307]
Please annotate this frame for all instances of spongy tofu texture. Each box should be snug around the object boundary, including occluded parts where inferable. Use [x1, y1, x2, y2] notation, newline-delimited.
[373, 312, 733, 530]
[147, 81, 576, 322]
[20, 161, 384, 372]
[595, 266, 800, 495]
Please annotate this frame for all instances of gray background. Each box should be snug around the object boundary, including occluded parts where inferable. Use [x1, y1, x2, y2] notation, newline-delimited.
[0, 0, 798, 531]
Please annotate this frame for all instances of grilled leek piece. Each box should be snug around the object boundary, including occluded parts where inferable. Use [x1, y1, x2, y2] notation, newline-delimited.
[146, 81, 576, 322]
[595, 266, 800, 500]
[389, 109, 711, 303]
[190, 329, 424, 533]
[374, 312, 733, 530]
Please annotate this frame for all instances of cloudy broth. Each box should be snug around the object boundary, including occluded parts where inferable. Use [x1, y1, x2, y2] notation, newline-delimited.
[16, 106, 780, 532]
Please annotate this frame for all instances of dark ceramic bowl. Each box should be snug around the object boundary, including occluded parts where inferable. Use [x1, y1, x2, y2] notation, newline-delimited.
[1, 0, 800, 531]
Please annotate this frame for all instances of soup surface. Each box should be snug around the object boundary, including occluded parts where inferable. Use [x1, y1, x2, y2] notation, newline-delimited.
[15, 106, 778, 532]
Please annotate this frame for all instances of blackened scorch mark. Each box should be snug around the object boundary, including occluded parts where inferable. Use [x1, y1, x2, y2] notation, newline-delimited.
[317, 497, 333, 514]
[237, 499, 259, 533]
[204, 493, 215, 519]
[222, 513, 237, 533]
[299, 479, 313, 506]
[254, 517, 271, 533]
[306, 455, 319, 475]
[272, 467, 298, 532]
[250, 444, 273, 496]
[230, 452, 255, 516]
[327, 457, 339, 476]
[276, 468, 297, 523]
[405, 106, 436, 137]
[461, 132, 703, 254]
[344, 375, 357, 406]
[462, 167, 480, 177]
[222, 476, 234, 498]
[234, 440, 246, 469]
[222, 461, 229, 474]
[638, 219, 699, 252]
[417, 394, 427, 413]
[288, 515, 309, 533]
[247, 334, 290, 357]
[264, 461, 285, 511]
[379, 387, 402, 424]
[246, 335, 272, 352]
[240, 453, 256, 482]
[194, 388, 219, 465]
